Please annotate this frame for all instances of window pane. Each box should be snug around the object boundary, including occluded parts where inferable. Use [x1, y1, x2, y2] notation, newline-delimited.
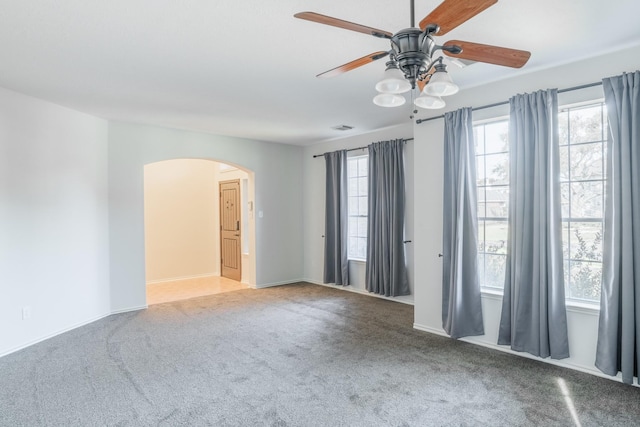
[358, 196, 367, 216]
[357, 217, 368, 237]
[347, 155, 368, 260]
[560, 101, 605, 304]
[348, 159, 357, 176]
[558, 110, 569, 145]
[568, 261, 602, 301]
[563, 259, 570, 297]
[569, 222, 603, 262]
[474, 126, 485, 155]
[570, 181, 603, 218]
[348, 196, 358, 216]
[560, 183, 570, 218]
[349, 177, 358, 194]
[477, 253, 485, 285]
[570, 142, 604, 180]
[562, 222, 570, 260]
[484, 121, 509, 153]
[569, 106, 604, 144]
[477, 187, 486, 219]
[477, 220, 486, 253]
[484, 254, 507, 289]
[357, 237, 367, 259]
[476, 157, 486, 186]
[485, 186, 508, 218]
[348, 217, 358, 237]
[357, 177, 367, 196]
[478, 201, 487, 220]
[348, 238, 357, 258]
[475, 120, 509, 291]
[485, 153, 509, 185]
[358, 157, 368, 176]
[559, 145, 569, 181]
[484, 221, 508, 254]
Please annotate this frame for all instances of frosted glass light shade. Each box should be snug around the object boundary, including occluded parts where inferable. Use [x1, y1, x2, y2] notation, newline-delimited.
[414, 94, 445, 109]
[424, 71, 459, 96]
[373, 93, 406, 107]
[375, 68, 411, 94]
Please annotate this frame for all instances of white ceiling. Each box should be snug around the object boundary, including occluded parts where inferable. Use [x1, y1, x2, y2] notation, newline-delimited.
[1, 0, 639, 145]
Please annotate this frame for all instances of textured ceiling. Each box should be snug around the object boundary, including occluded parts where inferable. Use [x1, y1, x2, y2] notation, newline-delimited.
[0, 0, 639, 145]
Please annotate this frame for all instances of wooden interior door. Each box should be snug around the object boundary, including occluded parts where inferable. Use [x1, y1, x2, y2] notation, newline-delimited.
[219, 180, 242, 281]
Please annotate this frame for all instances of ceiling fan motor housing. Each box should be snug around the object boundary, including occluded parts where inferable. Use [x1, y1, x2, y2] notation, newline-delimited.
[391, 28, 434, 87]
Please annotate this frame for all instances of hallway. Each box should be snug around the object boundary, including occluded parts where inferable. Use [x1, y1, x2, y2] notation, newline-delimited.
[146, 275, 248, 305]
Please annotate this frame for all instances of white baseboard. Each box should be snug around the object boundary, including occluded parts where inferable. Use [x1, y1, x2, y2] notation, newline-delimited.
[146, 273, 218, 286]
[304, 278, 414, 306]
[0, 305, 148, 359]
[0, 311, 111, 358]
[111, 305, 148, 315]
[412, 322, 637, 387]
[252, 279, 306, 289]
[412, 323, 449, 337]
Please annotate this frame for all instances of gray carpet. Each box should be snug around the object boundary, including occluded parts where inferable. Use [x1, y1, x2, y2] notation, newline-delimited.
[1, 283, 639, 426]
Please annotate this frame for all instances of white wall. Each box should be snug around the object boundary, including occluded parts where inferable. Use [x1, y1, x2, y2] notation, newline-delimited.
[144, 159, 219, 282]
[108, 122, 303, 312]
[302, 123, 415, 304]
[412, 43, 640, 380]
[0, 87, 110, 356]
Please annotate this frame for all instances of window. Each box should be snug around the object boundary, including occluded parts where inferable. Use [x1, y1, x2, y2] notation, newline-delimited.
[475, 120, 510, 289]
[559, 102, 607, 304]
[347, 155, 368, 260]
[474, 101, 607, 305]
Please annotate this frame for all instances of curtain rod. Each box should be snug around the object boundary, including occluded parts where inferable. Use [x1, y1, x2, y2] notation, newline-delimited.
[312, 138, 414, 158]
[415, 81, 603, 125]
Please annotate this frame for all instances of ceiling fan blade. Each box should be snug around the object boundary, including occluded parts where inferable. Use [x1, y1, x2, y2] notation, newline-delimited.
[316, 51, 389, 78]
[417, 78, 428, 93]
[443, 40, 531, 68]
[295, 12, 393, 39]
[416, 65, 437, 92]
[419, 0, 497, 35]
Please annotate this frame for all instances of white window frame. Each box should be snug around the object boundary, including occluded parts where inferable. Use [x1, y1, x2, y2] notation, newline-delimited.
[474, 118, 510, 291]
[347, 154, 368, 261]
[558, 100, 607, 306]
[473, 99, 607, 309]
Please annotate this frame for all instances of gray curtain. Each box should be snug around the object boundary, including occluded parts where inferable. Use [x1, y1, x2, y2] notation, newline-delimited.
[365, 140, 409, 297]
[323, 150, 349, 285]
[498, 89, 570, 359]
[442, 108, 484, 339]
[595, 71, 640, 384]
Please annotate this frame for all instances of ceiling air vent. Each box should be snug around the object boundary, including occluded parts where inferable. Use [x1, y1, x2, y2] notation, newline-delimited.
[332, 125, 354, 131]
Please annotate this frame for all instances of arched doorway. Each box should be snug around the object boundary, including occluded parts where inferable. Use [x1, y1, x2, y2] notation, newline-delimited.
[143, 158, 256, 305]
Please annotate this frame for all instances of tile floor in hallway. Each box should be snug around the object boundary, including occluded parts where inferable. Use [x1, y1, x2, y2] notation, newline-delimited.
[146, 275, 248, 305]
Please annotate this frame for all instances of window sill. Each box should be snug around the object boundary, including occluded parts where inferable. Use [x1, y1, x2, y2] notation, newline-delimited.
[566, 300, 600, 315]
[348, 258, 366, 264]
[481, 289, 600, 315]
[480, 288, 504, 301]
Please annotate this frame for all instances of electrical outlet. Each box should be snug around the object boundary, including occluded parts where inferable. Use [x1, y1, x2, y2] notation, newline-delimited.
[22, 306, 31, 320]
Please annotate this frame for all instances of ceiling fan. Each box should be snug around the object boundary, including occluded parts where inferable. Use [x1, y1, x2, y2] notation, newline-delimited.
[294, 0, 531, 109]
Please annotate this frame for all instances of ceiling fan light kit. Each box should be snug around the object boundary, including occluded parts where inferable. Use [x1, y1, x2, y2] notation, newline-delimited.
[373, 93, 407, 108]
[296, 0, 530, 111]
[375, 62, 412, 94]
[414, 93, 446, 109]
[423, 61, 459, 97]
